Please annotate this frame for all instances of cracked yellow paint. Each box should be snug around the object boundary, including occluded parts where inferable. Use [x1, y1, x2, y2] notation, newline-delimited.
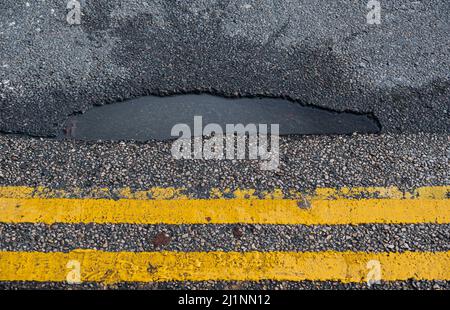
[0, 185, 448, 224]
[1, 185, 448, 200]
[0, 198, 448, 224]
[0, 251, 448, 283]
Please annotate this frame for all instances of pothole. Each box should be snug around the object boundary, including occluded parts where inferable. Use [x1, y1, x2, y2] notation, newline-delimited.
[62, 94, 380, 141]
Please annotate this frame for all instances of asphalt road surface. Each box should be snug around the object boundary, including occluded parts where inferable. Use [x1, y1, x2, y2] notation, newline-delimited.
[0, 133, 449, 289]
[0, 0, 449, 136]
[0, 1, 449, 290]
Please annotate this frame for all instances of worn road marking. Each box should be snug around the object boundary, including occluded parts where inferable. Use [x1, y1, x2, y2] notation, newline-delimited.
[0, 186, 448, 224]
[1, 186, 448, 200]
[0, 251, 448, 283]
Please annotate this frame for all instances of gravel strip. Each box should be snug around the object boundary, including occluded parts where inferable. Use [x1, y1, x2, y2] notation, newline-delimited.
[0, 223, 448, 253]
[1, 280, 449, 290]
[0, 134, 448, 192]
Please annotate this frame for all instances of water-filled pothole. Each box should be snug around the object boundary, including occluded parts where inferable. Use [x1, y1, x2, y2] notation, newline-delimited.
[63, 94, 380, 141]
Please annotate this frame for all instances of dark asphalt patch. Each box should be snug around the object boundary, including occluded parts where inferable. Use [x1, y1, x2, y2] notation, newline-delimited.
[1, 1, 449, 136]
[63, 94, 380, 141]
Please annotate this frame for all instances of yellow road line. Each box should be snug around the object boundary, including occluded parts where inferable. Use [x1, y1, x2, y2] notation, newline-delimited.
[0, 186, 448, 200]
[0, 251, 448, 283]
[0, 197, 448, 224]
[313, 186, 449, 200]
[0, 185, 448, 224]
[0, 186, 193, 200]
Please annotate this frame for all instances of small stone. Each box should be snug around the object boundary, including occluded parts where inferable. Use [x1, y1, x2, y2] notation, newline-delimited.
[232, 226, 243, 239]
[152, 232, 171, 247]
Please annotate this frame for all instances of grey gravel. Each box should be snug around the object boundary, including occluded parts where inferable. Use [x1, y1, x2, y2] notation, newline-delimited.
[0, 133, 449, 192]
[1, 280, 449, 290]
[0, 223, 448, 253]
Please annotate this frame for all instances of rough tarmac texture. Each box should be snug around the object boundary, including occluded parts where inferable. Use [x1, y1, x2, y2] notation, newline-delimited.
[1, 0, 449, 136]
[1, 223, 449, 253]
[1, 280, 449, 290]
[1, 133, 448, 191]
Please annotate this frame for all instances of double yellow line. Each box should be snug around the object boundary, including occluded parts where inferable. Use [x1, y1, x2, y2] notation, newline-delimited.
[0, 186, 449, 284]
